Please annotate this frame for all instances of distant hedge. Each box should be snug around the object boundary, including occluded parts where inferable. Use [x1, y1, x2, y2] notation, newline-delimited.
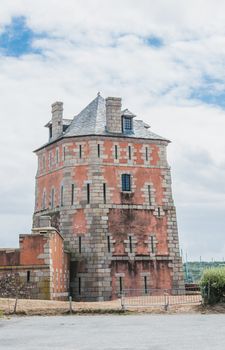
[200, 268, 225, 304]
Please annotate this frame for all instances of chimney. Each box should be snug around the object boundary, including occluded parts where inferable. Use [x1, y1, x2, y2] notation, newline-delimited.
[106, 97, 122, 133]
[51, 101, 63, 139]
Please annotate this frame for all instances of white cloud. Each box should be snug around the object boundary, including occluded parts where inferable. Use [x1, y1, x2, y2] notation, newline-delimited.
[0, 0, 225, 260]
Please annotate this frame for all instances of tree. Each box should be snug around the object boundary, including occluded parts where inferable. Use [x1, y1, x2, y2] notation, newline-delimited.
[200, 267, 225, 305]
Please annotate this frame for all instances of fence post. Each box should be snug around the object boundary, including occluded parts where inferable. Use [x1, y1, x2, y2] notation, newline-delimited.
[164, 290, 169, 311]
[121, 292, 125, 311]
[207, 281, 210, 303]
[69, 296, 73, 314]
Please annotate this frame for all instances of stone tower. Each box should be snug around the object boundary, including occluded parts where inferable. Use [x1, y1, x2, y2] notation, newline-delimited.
[33, 94, 184, 301]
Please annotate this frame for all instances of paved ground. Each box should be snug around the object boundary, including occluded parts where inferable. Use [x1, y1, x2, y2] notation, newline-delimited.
[0, 314, 225, 350]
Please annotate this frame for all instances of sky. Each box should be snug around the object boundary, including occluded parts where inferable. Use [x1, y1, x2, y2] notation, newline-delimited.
[0, 0, 225, 261]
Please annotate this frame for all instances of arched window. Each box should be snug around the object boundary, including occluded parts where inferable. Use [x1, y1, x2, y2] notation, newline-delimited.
[51, 188, 55, 209]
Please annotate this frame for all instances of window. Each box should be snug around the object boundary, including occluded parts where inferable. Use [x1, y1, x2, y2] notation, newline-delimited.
[145, 147, 148, 161]
[51, 188, 55, 209]
[71, 184, 75, 205]
[97, 144, 100, 158]
[129, 236, 133, 253]
[107, 236, 111, 253]
[115, 145, 118, 159]
[121, 174, 131, 192]
[144, 276, 148, 294]
[119, 277, 123, 294]
[79, 145, 82, 159]
[128, 146, 132, 160]
[78, 236, 82, 253]
[157, 207, 161, 217]
[148, 185, 151, 205]
[87, 183, 90, 204]
[60, 185, 64, 206]
[27, 271, 30, 283]
[103, 183, 106, 204]
[49, 126, 52, 139]
[150, 236, 154, 253]
[123, 117, 132, 132]
[63, 124, 69, 132]
[78, 277, 81, 295]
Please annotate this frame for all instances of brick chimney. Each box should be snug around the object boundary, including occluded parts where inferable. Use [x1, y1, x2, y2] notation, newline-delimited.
[51, 101, 63, 139]
[106, 97, 122, 133]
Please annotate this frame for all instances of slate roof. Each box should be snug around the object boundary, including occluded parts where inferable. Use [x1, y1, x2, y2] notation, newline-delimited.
[35, 94, 168, 152]
[64, 94, 168, 141]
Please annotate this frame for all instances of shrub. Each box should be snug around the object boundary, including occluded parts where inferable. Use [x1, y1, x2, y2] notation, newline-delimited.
[200, 267, 225, 305]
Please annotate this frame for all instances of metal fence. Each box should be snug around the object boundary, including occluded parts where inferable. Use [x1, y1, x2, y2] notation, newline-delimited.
[121, 288, 202, 310]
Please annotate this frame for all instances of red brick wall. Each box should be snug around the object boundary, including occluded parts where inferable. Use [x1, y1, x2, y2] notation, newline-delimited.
[20, 235, 47, 265]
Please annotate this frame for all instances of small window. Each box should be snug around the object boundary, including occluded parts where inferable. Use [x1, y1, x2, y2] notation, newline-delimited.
[129, 236, 133, 253]
[78, 236, 82, 254]
[87, 183, 90, 204]
[145, 147, 148, 161]
[49, 126, 52, 139]
[60, 185, 64, 206]
[103, 183, 106, 204]
[121, 174, 131, 192]
[157, 207, 161, 217]
[71, 184, 75, 205]
[97, 144, 100, 158]
[51, 188, 55, 209]
[79, 145, 82, 159]
[27, 271, 30, 283]
[128, 146, 132, 160]
[144, 276, 148, 294]
[150, 236, 154, 253]
[148, 185, 151, 205]
[119, 277, 123, 294]
[115, 145, 118, 159]
[123, 117, 132, 132]
[63, 124, 69, 132]
[107, 235, 111, 253]
[78, 277, 81, 295]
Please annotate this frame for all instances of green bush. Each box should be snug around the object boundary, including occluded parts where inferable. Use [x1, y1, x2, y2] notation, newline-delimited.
[200, 267, 225, 304]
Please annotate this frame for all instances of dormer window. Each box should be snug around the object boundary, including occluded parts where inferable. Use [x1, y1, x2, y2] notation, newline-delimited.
[123, 117, 132, 131]
[121, 109, 135, 134]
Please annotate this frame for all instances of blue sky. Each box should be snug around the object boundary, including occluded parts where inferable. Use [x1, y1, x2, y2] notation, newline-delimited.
[0, 1, 225, 261]
[0, 16, 42, 56]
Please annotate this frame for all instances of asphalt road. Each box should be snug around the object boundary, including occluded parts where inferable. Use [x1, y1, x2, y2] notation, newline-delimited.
[0, 314, 225, 350]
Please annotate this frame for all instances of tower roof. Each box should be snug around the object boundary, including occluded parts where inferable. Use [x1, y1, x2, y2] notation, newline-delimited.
[35, 94, 168, 152]
[64, 94, 167, 140]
